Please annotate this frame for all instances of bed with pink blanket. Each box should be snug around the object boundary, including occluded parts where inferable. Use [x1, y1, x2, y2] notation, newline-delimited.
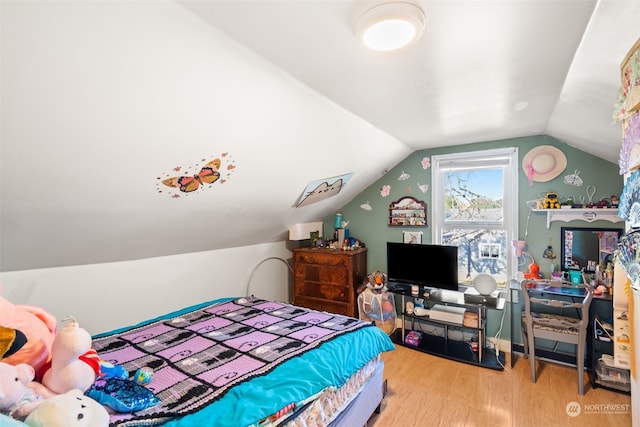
[90, 296, 395, 426]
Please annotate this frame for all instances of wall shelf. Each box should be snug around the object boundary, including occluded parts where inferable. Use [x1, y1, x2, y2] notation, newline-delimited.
[531, 208, 624, 229]
[388, 196, 427, 227]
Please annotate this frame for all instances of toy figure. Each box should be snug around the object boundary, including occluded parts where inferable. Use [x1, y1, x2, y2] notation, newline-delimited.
[0, 362, 45, 420]
[40, 317, 100, 395]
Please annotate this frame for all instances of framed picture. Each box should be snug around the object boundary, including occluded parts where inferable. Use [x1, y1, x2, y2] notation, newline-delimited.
[403, 231, 423, 244]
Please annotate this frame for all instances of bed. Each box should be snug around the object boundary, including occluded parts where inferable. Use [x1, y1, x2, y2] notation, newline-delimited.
[89, 296, 395, 426]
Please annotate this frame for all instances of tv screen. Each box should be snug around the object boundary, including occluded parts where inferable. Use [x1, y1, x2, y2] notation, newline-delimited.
[386, 242, 459, 291]
[560, 227, 623, 273]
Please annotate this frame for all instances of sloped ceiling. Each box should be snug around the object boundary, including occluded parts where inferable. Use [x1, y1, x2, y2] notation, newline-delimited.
[178, 0, 640, 160]
[1, 0, 639, 272]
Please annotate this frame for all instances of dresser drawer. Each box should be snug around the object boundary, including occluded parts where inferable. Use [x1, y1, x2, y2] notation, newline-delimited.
[295, 252, 350, 268]
[294, 264, 350, 287]
[296, 280, 350, 302]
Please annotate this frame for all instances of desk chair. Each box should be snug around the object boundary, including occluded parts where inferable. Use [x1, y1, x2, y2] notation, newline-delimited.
[520, 279, 593, 395]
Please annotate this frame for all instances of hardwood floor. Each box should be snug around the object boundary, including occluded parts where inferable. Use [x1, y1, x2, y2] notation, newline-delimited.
[368, 345, 632, 427]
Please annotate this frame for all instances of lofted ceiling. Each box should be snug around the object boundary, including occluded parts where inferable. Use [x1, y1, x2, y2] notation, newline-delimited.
[1, 0, 639, 273]
[179, 0, 640, 162]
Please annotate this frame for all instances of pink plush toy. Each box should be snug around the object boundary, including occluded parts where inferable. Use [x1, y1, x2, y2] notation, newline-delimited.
[40, 317, 100, 395]
[0, 294, 57, 376]
[0, 362, 45, 420]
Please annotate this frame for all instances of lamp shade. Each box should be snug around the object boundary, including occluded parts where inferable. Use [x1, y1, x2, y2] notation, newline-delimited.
[355, 2, 426, 51]
[473, 274, 497, 296]
[288, 222, 323, 241]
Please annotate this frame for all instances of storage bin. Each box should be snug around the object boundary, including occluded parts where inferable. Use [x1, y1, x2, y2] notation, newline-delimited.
[596, 358, 630, 384]
[357, 289, 396, 335]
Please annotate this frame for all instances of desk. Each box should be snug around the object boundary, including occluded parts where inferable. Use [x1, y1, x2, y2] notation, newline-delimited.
[387, 284, 506, 370]
[509, 280, 612, 369]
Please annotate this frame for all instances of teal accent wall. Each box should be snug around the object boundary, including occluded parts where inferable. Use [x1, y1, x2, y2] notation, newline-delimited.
[325, 135, 624, 343]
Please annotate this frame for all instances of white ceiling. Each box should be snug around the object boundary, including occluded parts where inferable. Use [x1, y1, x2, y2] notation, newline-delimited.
[179, 0, 640, 163]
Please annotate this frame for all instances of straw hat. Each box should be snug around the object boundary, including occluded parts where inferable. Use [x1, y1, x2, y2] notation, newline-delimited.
[522, 145, 567, 185]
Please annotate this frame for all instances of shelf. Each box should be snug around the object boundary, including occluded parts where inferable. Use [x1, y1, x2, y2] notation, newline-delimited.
[593, 377, 631, 393]
[388, 196, 427, 227]
[390, 329, 505, 370]
[403, 312, 486, 330]
[388, 285, 505, 370]
[531, 208, 623, 229]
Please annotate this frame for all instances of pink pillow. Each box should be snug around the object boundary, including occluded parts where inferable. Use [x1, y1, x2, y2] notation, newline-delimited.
[0, 295, 57, 375]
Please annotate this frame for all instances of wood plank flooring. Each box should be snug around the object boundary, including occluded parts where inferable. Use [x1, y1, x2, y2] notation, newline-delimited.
[368, 345, 632, 426]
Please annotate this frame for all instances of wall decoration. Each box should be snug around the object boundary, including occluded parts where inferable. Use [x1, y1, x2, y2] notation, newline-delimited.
[403, 231, 422, 244]
[157, 153, 236, 198]
[295, 173, 353, 207]
[585, 185, 597, 207]
[417, 182, 429, 193]
[397, 171, 410, 180]
[522, 145, 567, 186]
[618, 169, 640, 228]
[421, 157, 431, 169]
[621, 38, 640, 114]
[619, 112, 640, 175]
[614, 38, 640, 121]
[380, 185, 391, 197]
[388, 196, 427, 226]
[563, 170, 583, 186]
[616, 230, 639, 290]
[360, 201, 373, 211]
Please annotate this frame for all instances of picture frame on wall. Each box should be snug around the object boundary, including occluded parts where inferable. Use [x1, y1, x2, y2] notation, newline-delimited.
[403, 231, 422, 244]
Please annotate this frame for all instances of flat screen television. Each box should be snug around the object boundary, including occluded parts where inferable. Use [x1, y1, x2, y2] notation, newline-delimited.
[560, 226, 623, 273]
[386, 242, 459, 291]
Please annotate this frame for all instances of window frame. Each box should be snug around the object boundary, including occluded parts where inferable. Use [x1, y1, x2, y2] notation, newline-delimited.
[431, 147, 519, 285]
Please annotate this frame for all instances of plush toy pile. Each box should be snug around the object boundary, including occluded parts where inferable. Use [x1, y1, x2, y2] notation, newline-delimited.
[0, 294, 161, 426]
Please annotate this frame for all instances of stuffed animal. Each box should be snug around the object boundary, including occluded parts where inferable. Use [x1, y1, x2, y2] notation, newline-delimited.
[40, 317, 100, 395]
[358, 270, 388, 294]
[24, 389, 109, 427]
[366, 270, 387, 292]
[523, 262, 542, 280]
[0, 326, 28, 360]
[0, 362, 45, 420]
[0, 294, 57, 375]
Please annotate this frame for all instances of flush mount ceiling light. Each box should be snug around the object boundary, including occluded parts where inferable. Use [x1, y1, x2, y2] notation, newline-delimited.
[355, 2, 426, 52]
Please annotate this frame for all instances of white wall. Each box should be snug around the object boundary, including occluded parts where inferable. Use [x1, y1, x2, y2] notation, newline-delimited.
[1, 0, 411, 272]
[0, 242, 292, 335]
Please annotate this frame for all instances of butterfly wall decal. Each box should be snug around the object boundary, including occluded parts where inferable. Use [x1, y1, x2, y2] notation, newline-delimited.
[162, 158, 221, 193]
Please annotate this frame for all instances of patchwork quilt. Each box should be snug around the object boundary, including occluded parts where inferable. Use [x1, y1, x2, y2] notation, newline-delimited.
[91, 297, 374, 426]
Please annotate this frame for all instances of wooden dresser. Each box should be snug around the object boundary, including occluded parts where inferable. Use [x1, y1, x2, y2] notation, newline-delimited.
[292, 247, 367, 318]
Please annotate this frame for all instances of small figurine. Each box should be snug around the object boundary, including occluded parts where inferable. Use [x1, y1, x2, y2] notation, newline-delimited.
[543, 192, 560, 209]
[523, 262, 542, 280]
[610, 195, 619, 208]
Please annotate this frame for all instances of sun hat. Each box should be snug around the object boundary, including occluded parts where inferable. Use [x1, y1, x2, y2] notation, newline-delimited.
[522, 145, 567, 186]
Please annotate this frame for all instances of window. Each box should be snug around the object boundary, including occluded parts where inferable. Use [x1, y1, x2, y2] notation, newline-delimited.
[432, 148, 518, 288]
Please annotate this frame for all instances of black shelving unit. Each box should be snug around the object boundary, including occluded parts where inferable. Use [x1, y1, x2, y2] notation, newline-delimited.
[589, 297, 631, 394]
[387, 284, 506, 371]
